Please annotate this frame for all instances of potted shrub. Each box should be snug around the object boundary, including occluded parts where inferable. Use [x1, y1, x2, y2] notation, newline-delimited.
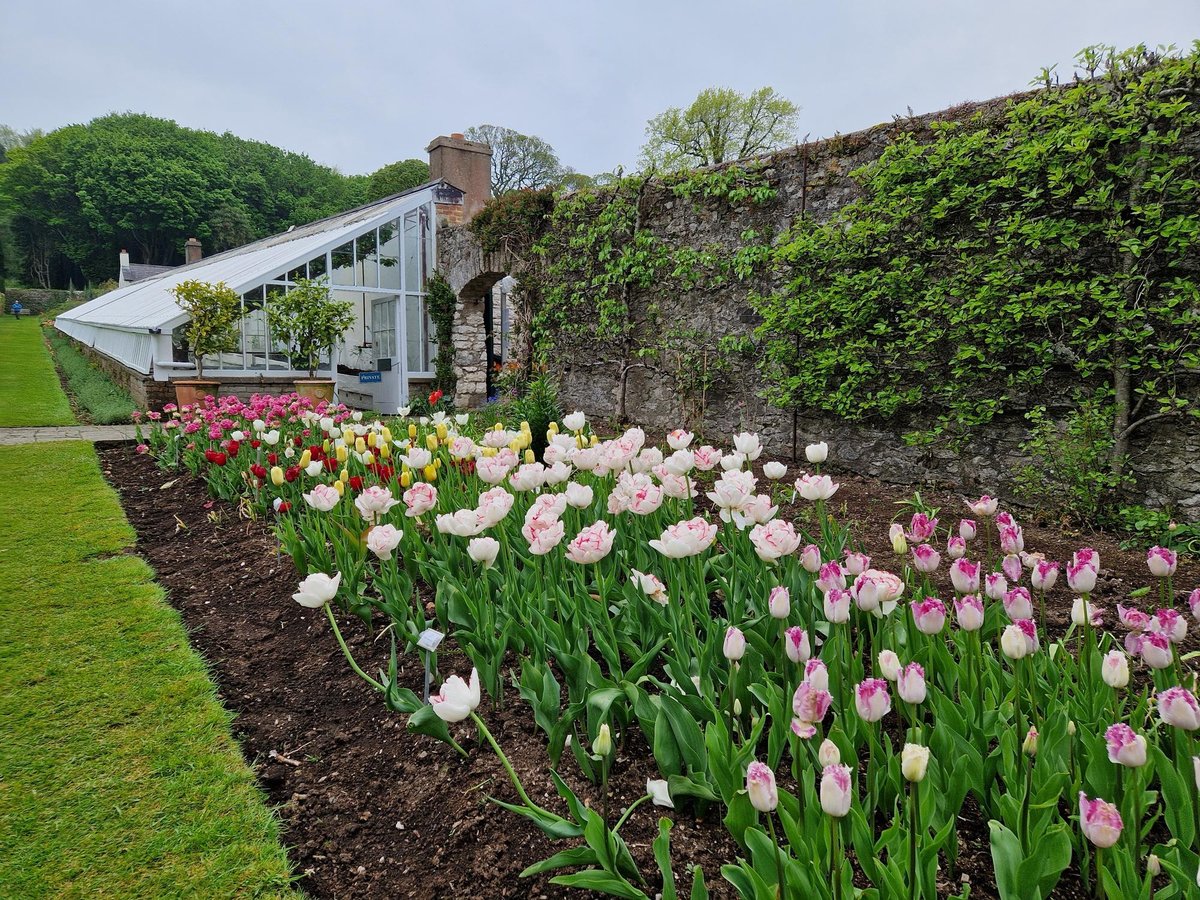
[267, 277, 356, 402]
[170, 279, 241, 407]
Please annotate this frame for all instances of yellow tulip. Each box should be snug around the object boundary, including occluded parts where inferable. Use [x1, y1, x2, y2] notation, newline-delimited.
[270, 466, 285, 486]
[355, 437, 367, 454]
[508, 439, 521, 453]
[520, 420, 530, 432]
[322, 439, 331, 453]
[436, 423, 448, 440]
[334, 479, 345, 496]
[493, 422, 504, 432]
[379, 443, 392, 459]
[408, 423, 418, 439]
[434, 458, 442, 469]
[548, 421, 559, 435]
[400, 471, 412, 487]
[299, 449, 312, 468]
[340, 468, 349, 482]
[589, 435, 599, 447]
[381, 426, 393, 444]
[336, 444, 348, 463]
[362, 450, 375, 466]
[423, 464, 437, 482]
[366, 432, 376, 448]
[482, 447, 497, 458]
[426, 434, 439, 451]
[524, 449, 535, 465]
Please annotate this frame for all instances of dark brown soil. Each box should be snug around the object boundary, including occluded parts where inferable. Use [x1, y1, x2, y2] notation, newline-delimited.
[97, 445, 1197, 898]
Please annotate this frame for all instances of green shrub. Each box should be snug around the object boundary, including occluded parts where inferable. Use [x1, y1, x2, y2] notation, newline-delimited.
[45, 329, 136, 424]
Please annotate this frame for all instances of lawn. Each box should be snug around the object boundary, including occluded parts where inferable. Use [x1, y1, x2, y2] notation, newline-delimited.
[0, 315, 75, 427]
[0, 441, 298, 898]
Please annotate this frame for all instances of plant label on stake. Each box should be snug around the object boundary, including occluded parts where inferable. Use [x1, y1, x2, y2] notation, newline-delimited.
[418, 628, 444, 702]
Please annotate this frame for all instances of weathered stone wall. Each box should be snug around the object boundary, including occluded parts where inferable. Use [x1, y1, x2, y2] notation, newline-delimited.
[439, 96, 1200, 519]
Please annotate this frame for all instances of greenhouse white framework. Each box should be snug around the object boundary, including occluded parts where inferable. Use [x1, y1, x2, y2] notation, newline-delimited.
[56, 180, 463, 410]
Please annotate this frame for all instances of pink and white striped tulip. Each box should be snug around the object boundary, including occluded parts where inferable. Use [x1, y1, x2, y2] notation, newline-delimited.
[843, 551, 871, 576]
[912, 544, 941, 573]
[820, 764, 853, 817]
[367, 524, 404, 560]
[784, 626, 810, 663]
[854, 678, 892, 722]
[1150, 608, 1188, 643]
[910, 598, 947, 635]
[1104, 724, 1148, 768]
[800, 544, 822, 573]
[949, 558, 981, 594]
[791, 681, 832, 738]
[804, 659, 829, 692]
[967, 495, 999, 517]
[954, 595, 985, 631]
[946, 535, 967, 560]
[1079, 793, 1123, 848]
[750, 519, 801, 562]
[796, 472, 839, 501]
[906, 513, 938, 543]
[649, 517, 718, 558]
[1159, 687, 1200, 730]
[985, 573, 1009, 601]
[768, 586, 791, 619]
[1141, 632, 1173, 670]
[745, 761, 778, 812]
[1031, 559, 1060, 592]
[1003, 587, 1033, 620]
[959, 519, 977, 540]
[897, 663, 927, 705]
[1147, 546, 1178, 578]
[1002, 554, 1023, 583]
[824, 589, 851, 624]
[817, 561, 847, 593]
[565, 521, 616, 564]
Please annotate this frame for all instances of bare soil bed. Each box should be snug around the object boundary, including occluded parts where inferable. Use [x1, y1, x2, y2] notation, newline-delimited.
[98, 444, 1196, 898]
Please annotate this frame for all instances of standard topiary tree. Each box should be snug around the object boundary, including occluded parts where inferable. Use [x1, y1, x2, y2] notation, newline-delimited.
[266, 277, 356, 378]
[171, 279, 241, 379]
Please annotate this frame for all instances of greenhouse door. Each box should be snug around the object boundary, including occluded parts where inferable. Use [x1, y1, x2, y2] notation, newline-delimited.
[370, 296, 404, 412]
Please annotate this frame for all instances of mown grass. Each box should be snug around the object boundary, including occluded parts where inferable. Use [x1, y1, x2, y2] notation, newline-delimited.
[44, 326, 137, 424]
[0, 441, 299, 898]
[0, 316, 74, 426]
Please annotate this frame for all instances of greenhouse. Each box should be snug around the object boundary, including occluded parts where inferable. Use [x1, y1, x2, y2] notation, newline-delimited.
[55, 180, 464, 410]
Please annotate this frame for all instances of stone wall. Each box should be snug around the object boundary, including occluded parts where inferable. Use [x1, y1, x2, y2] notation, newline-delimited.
[6, 288, 90, 315]
[439, 95, 1200, 519]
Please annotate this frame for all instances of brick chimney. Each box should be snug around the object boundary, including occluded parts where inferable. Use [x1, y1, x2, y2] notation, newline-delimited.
[184, 237, 202, 265]
[118, 249, 130, 287]
[426, 133, 492, 223]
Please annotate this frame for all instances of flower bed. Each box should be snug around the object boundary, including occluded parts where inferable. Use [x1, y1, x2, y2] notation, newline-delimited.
[132, 394, 1200, 899]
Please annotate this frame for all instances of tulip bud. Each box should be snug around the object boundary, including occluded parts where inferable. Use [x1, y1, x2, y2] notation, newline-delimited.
[336, 444, 349, 463]
[768, 586, 790, 619]
[355, 437, 367, 454]
[1068, 720, 1077, 736]
[423, 464, 437, 482]
[426, 434, 439, 452]
[820, 764, 853, 817]
[878, 649, 901, 681]
[889, 522, 908, 555]
[901, 743, 930, 782]
[1146, 854, 1161, 877]
[818, 739, 841, 767]
[366, 433, 377, 448]
[408, 423, 418, 439]
[745, 761, 778, 813]
[1000, 624, 1029, 660]
[362, 450, 375, 466]
[524, 449, 535, 465]
[334, 479, 345, 496]
[592, 724, 612, 757]
[1023, 726, 1039, 757]
[270, 465, 285, 486]
[380, 442, 392, 460]
[299, 449, 312, 467]
[436, 423, 448, 440]
[1102, 650, 1130, 689]
[400, 471, 412, 488]
[723, 626, 747, 661]
[339, 468, 349, 482]
[381, 427, 393, 444]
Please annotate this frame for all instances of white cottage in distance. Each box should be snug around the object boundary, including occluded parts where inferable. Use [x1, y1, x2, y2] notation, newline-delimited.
[56, 134, 497, 411]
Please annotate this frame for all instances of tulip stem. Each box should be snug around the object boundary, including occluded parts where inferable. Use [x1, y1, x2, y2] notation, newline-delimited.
[470, 711, 552, 817]
[909, 778, 920, 900]
[1093, 847, 1103, 899]
[767, 811, 788, 900]
[324, 603, 384, 692]
[830, 813, 842, 900]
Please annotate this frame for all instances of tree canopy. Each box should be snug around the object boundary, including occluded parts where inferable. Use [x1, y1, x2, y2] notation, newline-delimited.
[364, 158, 430, 202]
[465, 124, 568, 195]
[0, 114, 370, 287]
[640, 86, 800, 171]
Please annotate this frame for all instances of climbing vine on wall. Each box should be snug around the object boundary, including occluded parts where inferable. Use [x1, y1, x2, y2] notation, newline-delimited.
[427, 272, 458, 398]
[752, 44, 1200, 486]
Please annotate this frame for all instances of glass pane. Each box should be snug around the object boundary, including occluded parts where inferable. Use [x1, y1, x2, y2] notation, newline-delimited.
[288, 263, 306, 283]
[372, 297, 395, 362]
[426, 307, 437, 374]
[403, 211, 420, 292]
[331, 241, 354, 285]
[243, 289, 267, 371]
[356, 229, 379, 288]
[265, 284, 290, 369]
[421, 206, 432, 292]
[308, 253, 328, 280]
[379, 218, 401, 290]
[405, 294, 424, 372]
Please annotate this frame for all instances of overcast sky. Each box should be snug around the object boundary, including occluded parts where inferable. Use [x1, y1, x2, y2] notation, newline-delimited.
[3, 1, 1197, 178]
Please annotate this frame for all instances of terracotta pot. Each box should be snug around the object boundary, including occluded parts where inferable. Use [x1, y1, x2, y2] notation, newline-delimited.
[173, 379, 221, 408]
[294, 379, 336, 403]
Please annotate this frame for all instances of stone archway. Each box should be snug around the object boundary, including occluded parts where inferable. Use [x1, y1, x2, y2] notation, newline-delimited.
[438, 226, 518, 408]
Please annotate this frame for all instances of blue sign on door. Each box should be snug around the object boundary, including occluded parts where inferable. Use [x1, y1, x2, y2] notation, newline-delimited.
[359, 371, 382, 384]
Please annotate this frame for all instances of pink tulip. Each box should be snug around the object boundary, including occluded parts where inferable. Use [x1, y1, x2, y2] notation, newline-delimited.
[723, 626, 747, 661]
[1159, 687, 1200, 730]
[985, 572, 1009, 601]
[954, 595, 985, 632]
[784, 626, 810, 663]
[897, 662, 926, 705]
[804, 659, 829, 692]
[1066, 560, 1098, 594]
[524, 519, 566, 555]
[820, 764, 853, 817]
[750, 520, 801, 562]
[910, 598, 946, 635]
[402, 482, 438, 517]
[800, 544, 822, 573]
[999, 525, 1024, 555]
[912, 544, 941, 573]
[817, 561, 847, 593]
[946, 536, 967, 560]
[824, 589, 851, 624]
[1079, 793, 1123, 848]
[959, 519, 977, 541]
[1002, 553, 1023, 583]
[1031, 559, 1059, 592]
[1104, 724, 1148, 768]
[565, 520, 617, 564]
[967, 495, 999, 517]
[768, 586, 791, 619]
[1141, 632, 1173, 669]
[851, 569, 906, 616]
[1118, 604, 1152, 632]
[843, 551, 871, 576]
[745, 761, 778, 812]
[791, 682, 832, 738]
[1147, 546, 1178, 578]
[949, 558, 981, 594]
[906, 512, 938, 543]
[877, 649, 901, 681]
[692, 445, 722, 471]
[649, 517, 717, 558]
[1189, 588, 1200, 622]
[1151, 608, 1188, 643]
[795, 472, 839, 501]
[854, 678, 891, 722]
[1003, 587, 1034, 621]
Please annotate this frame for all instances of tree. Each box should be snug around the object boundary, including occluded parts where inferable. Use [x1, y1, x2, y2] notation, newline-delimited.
[640, 86, 799, 171]
[171, 280, 241, 380]
[465, 125, 566, 195]
[266, 278, 356, 378]
[365, 159, 430, 202]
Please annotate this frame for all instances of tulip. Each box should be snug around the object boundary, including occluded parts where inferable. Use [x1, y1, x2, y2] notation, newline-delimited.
[1151, 608, 1188, 643]
[1159, 687, 1200, 730]
[647, 778, 673, 808]
[303, 484, 340, 512]
[467, 536, 500, 569]
[1079, 793, 1123, 848]
[1023, 726, 1039, 757]
[946, 535, 967, 560]
[954, 595, 985, 631]
[878, 649, 902, 681]
[1195, 757, 1200, 793]
[430, 668, 481, 723]
[563, 411, 586, 432]
[592, 724, 613, 757]
[1004, 587, 1034, 620]
[1104, 724, 1148, 767]
[733, 431, 764, 461]
[723, 626, 747, 661]
[1031, 559, 1059, 592]
[901, 743, 930, 782]
[367, 524, 404, 560]
[898, 663, 927, 705]
[524, 519, 566, 555]
[820, 764, 853, 817]
[910, 598, 946, 635]
[818, 739, 841, 767]
[854, 678, 891, 722]
[403, 482, 438, 518]
[1147, 546, 1178, 578]
[1141, 632, 1173, 669]
[805, 441, 829, 464]
[843, 551, 871, 576]
[906, 513, 938, 543]
[649, 517, 718, 558]
[630, 569, 668, 605]
[768, 586, 791, 619]
[817, 561, 846, 593]
[1190, 587, 1200, 622]
[745, 761, 778, 812]
[889, 522, 908, 555]
[293, 572, 341, 608]
[750, 520, 801, 562]
[1147, 854, 1162, 877]
[985, 572, 1008, 601]
[804, 659, 829, 692]
[355, 485, 400, 523]
[959, 519, 977, 540]
[763, 461, 787, 480]
[270, 465, 285, 486]
[784, 626, 810, 663]
[565, 521, 617, 564]
[791, 681, 832, 738]
[800, 544, 822, 573]
[1002, 553, 1023, 583]
[795, 472, 839, 501]
[1101, 650, 1130, 688]
[824, 589, 851, 624]
[1000, 623, 1030, 659]
[967, 495, 999, 517]
[949, 558, 981, 594]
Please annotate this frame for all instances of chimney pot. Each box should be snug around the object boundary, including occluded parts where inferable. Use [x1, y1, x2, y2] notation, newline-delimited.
[450, 132, 465, 140]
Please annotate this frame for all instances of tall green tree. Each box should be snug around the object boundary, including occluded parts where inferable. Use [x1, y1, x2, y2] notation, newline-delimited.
[365, 159, 430, 202]
[640, 86, 799, 171]
[465, 124, 567, 195]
